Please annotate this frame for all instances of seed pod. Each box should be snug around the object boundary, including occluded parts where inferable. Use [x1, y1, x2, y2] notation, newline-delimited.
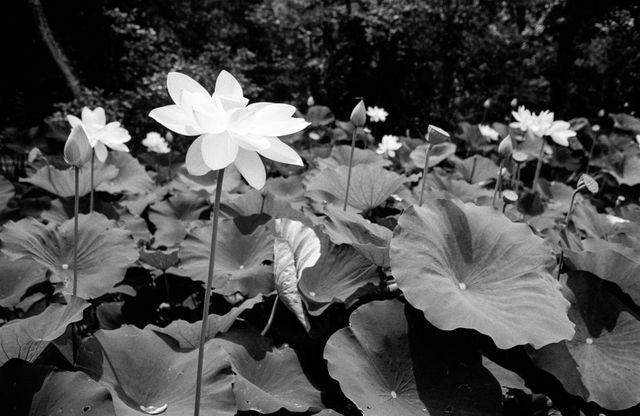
[427, 124, 450, 145]
[64, 125, 92, 167]
[350, 100, 366, 127]
[502, 190, 519, 204]
[498, 136, 513, 158]
[511, 150, 528, 164]
[577, 174, 599, 194]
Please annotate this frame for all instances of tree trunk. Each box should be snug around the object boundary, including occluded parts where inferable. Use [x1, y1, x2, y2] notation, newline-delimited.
[27, 0, 82, 99]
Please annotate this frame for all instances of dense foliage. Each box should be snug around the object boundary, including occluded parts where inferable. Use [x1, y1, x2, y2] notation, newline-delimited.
[2, 77, 640, 415]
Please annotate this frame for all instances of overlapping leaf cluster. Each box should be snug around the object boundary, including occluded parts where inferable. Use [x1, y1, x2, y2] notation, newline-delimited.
[1, 108, 640, 416]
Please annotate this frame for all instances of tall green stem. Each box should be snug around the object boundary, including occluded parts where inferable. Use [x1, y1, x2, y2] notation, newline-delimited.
[418, 143, 432, 206]
[89, 149, 95, 212]
[531, 138, 545, 193]
[343, 129, 357, 211]
[492, 160, 504, 208]
[73, 166, 80, 296]
[194, 168, 225, 416]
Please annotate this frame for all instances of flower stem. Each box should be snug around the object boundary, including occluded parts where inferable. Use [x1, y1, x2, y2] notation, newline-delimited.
[73, 166, 80, 296]
[469, 155, 477, 183]
[89, 149, 95, 212]
[261, 296, 278, 336]
[194, 168, 225, 416]
[492, 160, 504, 208]
[564, 189, 579, 228]
[531, 139, 545, 194]
[418, 143, 432, 206]
[343, 128, 357, 211]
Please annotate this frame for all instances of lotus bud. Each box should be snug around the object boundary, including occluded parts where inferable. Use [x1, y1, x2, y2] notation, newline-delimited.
[350, 100, 366, 127]
[598, 109, 605, 117]
[498, 136, 513, 158]
[165, 132, 174, 143]
[64, 125, 92, 167]
[511, 150, 528, 164]
[592, 124, 600, 132]
[307, 96, 315, 107]
[483, 98, 491, 109]
[510, 98, 518, 108]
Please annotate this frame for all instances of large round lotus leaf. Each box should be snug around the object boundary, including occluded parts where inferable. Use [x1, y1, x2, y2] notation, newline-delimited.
[1, 212, 138, 299]
[608, 153, 640, 186]
[30, 370, 115, 416]
[20, 163, 118, 197]
[273, 219, 321, 331]
[306, 164, 412, 213]
[564, 240, 640, 307]
[316, 145, 390, 170]
[569, 200, 630, 239]
[218, 339, 323, 413]
[305, 105, 335, 126]
[148, 191, 208, 247]
[0, 257, 47, 308]
[298, 234, 380, 315]
[147, 295, 264, 349]
[453, 155, 498, 184]
[390, 201, 574, 349]
[0, 296, 89, 365]
[77, 325, 237, 416]
[325, 300, 426, 416]
[319, 205, 392, 267]
[0, 174, 15, 212]
[179, 220, 274, 297]
[264, 176, 307, 210]
[532, 272, 640, 410]
[325, 300, 502, 416]
[95, 152, 154, 195]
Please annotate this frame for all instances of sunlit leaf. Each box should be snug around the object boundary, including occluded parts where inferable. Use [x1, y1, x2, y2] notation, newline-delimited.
[390, 201, 574, 349]
[409, 142, 456, 169]
[95, 152, 154, 195]
[1, 213, 138, 298]
[21, 164, 118, 197]
[316, 145, 390, 170]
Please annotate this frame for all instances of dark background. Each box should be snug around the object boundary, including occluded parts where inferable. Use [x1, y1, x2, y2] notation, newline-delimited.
[3, 0, 640, 140]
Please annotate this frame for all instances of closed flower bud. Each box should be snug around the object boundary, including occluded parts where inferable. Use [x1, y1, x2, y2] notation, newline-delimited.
[510, 98, 518, 108]
[498, 135, 513, 158]
[483, 98, 491, 109]
[64, 125, 92, 167]
[307, 96, 315, 107]
[350, 100, 366, 127]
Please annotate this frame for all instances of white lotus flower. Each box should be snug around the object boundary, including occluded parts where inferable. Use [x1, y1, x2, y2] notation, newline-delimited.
[149, 71, 308, 189]
[67, 107, 131, 162]
[478, 124, 499, 141]
[376, 135, 402, 157]
[509, 106, 575, 146]
[366, 106, 388, 123]
[142, 132, 170, 154]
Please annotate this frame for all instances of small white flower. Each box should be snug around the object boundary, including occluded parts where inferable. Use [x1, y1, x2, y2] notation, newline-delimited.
[366, 106, 388, 123]
[67, 107, 131, 162]
[478, 124, 499, 141]
[142, 132, 171, 154]
[592, 124, 600, 132]
[376, 135, 402, 157]
[509, 106, 575, 146]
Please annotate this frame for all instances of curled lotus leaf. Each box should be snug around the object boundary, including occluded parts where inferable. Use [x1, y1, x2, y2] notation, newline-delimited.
[179, 220, 274, 297]
[0, 212, 138, 299]
[273, 219, 321, 331]
[390, 200, 574, 349]
[306, 164, 412, 213]
[0, 296, 89, 365]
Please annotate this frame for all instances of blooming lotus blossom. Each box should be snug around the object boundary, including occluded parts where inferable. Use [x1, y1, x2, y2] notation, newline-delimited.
[366, 106, 388, 123]
[478, 124, 499, 141]
[142, 132, 170, 154]
[376, 135, 402, 157]
[149, 71, 308, 189]
[510, 106, 575, 146]
[67, 107, 131, 162]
